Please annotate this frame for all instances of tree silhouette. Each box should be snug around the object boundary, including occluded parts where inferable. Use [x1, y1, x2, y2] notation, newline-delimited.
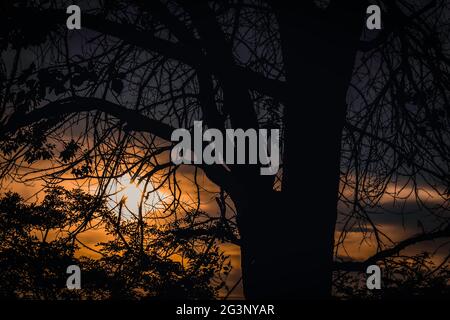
[0, 188, 229, 299]
[0, 0, 449, 299]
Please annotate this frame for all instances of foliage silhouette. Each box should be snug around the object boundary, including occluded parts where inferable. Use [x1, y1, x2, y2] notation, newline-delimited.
[0, 188, 230, 299]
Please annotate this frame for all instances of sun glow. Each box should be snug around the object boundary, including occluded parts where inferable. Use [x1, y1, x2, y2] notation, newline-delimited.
[110, 175, 165, 218]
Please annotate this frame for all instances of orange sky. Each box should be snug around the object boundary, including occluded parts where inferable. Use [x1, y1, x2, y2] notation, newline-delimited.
[2, 161, 449, 299]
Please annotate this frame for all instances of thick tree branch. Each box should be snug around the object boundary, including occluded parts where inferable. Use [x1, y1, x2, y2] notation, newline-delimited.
[1, 96, 175, 140]
[335, 225, 450, 271]
[9, 6, 287, 102]
[181, 1, 259, 130]
[1, 96, 240, 200]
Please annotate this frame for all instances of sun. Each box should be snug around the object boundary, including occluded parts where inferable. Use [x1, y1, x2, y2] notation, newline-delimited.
[110, 175, 163, 217]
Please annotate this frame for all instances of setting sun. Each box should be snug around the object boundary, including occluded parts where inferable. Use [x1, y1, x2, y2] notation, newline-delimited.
[110, 175, 164, 217]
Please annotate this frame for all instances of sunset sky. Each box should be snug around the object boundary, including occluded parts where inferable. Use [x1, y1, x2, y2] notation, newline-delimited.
[2, 164, 448, 299]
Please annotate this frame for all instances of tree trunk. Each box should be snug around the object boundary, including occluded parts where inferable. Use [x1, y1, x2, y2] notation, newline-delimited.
[236, 3, 366, 299]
